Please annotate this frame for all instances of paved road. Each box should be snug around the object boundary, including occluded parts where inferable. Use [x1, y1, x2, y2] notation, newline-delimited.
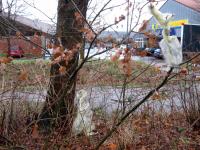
[0, 86, 183, 114]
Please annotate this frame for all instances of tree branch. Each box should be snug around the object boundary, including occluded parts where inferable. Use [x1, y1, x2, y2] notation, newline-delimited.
[95, 67, 174, 149]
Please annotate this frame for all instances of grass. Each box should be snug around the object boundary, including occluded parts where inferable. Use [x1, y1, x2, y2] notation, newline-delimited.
[12, 59, 37, 64]
[0, 59, 50, 92]
[0, 57, 164, 92]
[0, 58, 200, 149]
[80, 59, 162, 87]
[0, 53, 7, 57]
[11, 58, 50, 64]
[1, 100, 200, 149]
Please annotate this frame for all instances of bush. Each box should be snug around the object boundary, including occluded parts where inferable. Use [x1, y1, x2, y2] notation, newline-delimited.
[178, 69, 200, 130]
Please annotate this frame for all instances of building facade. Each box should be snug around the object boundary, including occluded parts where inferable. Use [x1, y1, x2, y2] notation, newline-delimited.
[133, 0, 200, 50]
[0, 12, 55, 57]
[148, 0, 200, 39]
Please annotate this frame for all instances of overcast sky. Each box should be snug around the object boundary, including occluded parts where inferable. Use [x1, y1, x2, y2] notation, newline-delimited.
[3, 0, 166, 31]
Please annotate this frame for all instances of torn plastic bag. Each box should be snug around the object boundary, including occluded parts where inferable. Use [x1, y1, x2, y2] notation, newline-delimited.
[159, 36, 182, 66]
[72, 90, 95, 136]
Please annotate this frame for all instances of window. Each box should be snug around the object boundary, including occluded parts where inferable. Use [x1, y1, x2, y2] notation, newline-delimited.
[135, 38, 147, 48]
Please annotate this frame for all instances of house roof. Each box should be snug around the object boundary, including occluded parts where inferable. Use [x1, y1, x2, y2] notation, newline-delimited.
[147, 0, 200, 27]
[15, 15, 56, 35]
[175, 0, 200, 13]
[1, 12, 56, 35]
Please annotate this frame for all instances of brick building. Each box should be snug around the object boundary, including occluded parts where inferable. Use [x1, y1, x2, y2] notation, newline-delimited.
[0, 11, 55, 57]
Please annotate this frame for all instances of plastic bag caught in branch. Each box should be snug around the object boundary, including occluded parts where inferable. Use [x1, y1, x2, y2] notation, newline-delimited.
[149, 4, 173, 28]
[149, 4, 182, 66]
[159, 36, 182, 66]
[72, 90, 95, 136]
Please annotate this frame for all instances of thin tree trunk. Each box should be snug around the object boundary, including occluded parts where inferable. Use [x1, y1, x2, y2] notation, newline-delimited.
[39, 0, 88, 133]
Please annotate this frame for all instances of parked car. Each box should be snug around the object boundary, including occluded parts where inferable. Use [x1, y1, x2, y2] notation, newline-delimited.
[119, 44, 133, 50]
[44, 48, 53, 59]
[9, 45, 24, 58]
[120, 44, 126, 50]
[153, 48, 163, 59]
[145, 47, 157, 56]
[137, 47, 146, 51]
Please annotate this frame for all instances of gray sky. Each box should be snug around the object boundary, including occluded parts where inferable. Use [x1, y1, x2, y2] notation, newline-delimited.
[3, 0, 166, 31]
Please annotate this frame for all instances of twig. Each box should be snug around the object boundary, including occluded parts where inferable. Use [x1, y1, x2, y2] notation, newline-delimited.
[95, 67, 174, 149]
[70, 0, 97, 36]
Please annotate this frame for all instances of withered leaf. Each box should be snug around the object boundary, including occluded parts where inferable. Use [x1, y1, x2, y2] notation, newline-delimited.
[18, 70, 28, 81]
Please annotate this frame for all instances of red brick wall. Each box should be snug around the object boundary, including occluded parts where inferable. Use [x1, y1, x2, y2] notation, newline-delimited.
[0, 39, 8, 54]
[0, 35, 42, 57]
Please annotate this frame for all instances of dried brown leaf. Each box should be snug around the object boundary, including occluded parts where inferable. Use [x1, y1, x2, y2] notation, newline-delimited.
[151, 91, 162, 100]
[59, 66, 66, 75]
[32, 124, 39, 139]
[179, 67, 188, 75]
[107, 143, 117, 150]
[18, 70, 28, 81]
[0, 57, 13, 64]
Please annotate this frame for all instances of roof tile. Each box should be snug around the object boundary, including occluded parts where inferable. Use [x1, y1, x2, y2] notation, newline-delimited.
[175, 0, 200, 12]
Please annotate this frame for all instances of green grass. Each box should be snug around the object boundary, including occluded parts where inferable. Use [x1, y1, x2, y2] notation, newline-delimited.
[0, 58, 51, 92]
[0, 53, 7, 57]
[12, 59, 36, 64]
[0, 58, 160, 90]
[82, 59, 160, 87]
[12, 58, 50, 64]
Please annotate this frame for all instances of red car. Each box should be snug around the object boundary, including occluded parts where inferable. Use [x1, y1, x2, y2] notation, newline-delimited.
[9, 45, 24, 58]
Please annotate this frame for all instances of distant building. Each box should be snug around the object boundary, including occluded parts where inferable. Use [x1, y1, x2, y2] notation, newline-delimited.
[148, 0, 200, 38]
[0, 11, 55, 57]
[136, 0, 200, 49]
[98, 31, 126, 41]
[132, 33, 148, 50]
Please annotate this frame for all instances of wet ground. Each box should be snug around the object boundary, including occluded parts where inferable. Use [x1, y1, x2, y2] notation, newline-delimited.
[1, 54, 178, 114]
[0, 85, 182, 115]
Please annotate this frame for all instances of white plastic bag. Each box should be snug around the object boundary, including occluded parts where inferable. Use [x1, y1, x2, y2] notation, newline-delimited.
[159, 36, 182, 66]
[149, 4, 173, 28]
[72, 90, 95, 136]
[149, 4, 182, 66]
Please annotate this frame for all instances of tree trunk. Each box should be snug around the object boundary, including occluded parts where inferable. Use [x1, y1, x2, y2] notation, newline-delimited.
[39, 0, 88, 133]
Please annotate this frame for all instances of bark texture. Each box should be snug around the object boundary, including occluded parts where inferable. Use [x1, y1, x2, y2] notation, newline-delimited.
[39, 0, 88, 133]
